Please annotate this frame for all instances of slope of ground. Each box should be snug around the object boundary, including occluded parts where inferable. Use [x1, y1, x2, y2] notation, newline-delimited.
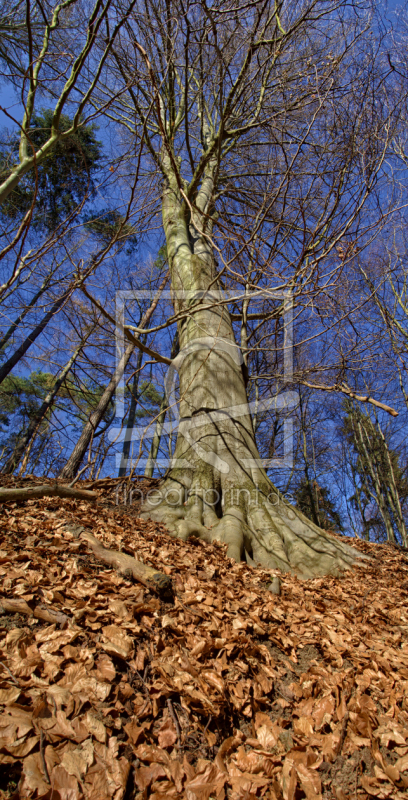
[0, 477, 407, 800]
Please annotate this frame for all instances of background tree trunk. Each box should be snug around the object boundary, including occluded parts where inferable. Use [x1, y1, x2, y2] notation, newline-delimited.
[0, 287, 73, 385]
[1, 340, 84, 475]
[118, 346, 144, 477]
[144, 331, 179, 478]
[59, 341, 135, 480]
[59, 280, 166, 480]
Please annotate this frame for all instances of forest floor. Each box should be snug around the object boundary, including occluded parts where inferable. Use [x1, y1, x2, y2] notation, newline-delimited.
[0, 476, 407, 800]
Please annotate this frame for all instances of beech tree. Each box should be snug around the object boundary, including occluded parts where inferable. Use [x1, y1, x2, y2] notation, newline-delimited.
[85, 0, 398, 578]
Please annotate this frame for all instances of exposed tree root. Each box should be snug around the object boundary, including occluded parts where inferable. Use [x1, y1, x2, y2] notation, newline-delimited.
[0, 484, 97, 504]
[62, 523, 173, 598]
[141, 463, 369, 579]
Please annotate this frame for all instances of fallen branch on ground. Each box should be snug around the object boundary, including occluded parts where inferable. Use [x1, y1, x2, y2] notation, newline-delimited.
[0, 597, 71, 625]
[62, 523, 174, 598]
[0, 484, 97, 503]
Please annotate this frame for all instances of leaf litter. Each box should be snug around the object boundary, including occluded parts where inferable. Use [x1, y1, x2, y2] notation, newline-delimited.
[0, 477, 407, 800]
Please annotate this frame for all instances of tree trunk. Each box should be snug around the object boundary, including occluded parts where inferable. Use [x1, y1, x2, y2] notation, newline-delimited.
[1, 340, 83, 475]
[59, 281, 166, 480]
[140, 165, 366, 579]
[0, 287, 73, 385]
[144, 331, 179, 478]
[118, 346, 144, 477]
[0, 273, 55, 353]
[59, 341, 135, 480]
[144, 392, 167, 478]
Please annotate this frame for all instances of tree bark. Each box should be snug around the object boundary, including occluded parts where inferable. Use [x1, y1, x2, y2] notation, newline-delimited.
[59, 280, 167, 480]
[0, 484, 97, 503]
[1, 340, 84, 475]
[144, 391, 167, 478]
[140, 161, 368, 579]
[0, 597, 70, 626]
[59, 341, 135, 480]
[0, 273, 55, 353]
[62, 523, 173, 598]
[0, 287, 73, 385]
[118, 346, 144, 477]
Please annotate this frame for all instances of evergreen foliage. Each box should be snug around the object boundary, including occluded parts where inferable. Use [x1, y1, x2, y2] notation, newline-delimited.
[295, 478, 343, 533]
[83, 209, 138, 252]
[0, 110, 101, 230]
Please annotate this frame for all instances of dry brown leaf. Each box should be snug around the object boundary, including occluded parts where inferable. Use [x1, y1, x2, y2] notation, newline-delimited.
[19, 752, 52, 797]
[157, 716, 178, 748]
[95, 653, 116, 683]
[394, 753, 408, 772]
[51, 764, 81, 800]
[101, 624, 133, 658]
[184, 761, 227, 800]
[5, 734, 39, 757]
[0, 687, 21, 705]
[1, 481, 408, 800]
[281, 756, 298, 800]
[295, 762, 322, 800]
[85, 711, 106, 744]
[109, 598, 131, 619]
[61, 739, 94, 780]
[134, 763, 168, 790]
[256, 724, 279, 750]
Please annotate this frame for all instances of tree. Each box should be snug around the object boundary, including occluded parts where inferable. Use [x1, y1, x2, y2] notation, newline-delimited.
[59, 280, 166, 479]
[94, 0, 395, 576]
[0, 339, 85, 475]
[341, 400, 408, 546]
[144, 332, 179, 478]
[0, 284, 75, 386]
[0, 370, 59, 463]
[0, 0, 137, 211]
[295, 479, 343, 533]
[0, 270, 59, 353]
[0, 110, 102, 231]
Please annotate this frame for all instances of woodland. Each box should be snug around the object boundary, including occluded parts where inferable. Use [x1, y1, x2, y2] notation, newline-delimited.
[0, 0, 408, 797]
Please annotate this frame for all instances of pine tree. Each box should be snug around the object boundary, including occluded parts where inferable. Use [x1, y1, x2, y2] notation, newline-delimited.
[0, 110, 101, 231]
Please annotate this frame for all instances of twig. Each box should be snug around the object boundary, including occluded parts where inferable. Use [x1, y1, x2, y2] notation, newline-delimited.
[176, 593, 207, 620]
[360, 590, 371, 616]
[128, 667, 149, 697]
[355, 755, 363, 799]
[298, 379, 398, 417]
[167, 698, 181, 749]
[127, 666, 151, 716]
[336, 709, 349, 757]
[68, 464, 91, 488]
[40, 731, 50, 784]
[0, 660, 20, 686]
[49, 693, 57, 715]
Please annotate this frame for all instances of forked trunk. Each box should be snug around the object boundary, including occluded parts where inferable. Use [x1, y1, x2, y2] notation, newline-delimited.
[141, 173, 366, 578]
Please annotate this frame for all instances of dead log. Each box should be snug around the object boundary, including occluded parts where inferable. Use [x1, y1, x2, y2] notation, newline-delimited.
[0, 484, 97, 504]
[63, 523, 174, 599]
[0, 597, 71, 625]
